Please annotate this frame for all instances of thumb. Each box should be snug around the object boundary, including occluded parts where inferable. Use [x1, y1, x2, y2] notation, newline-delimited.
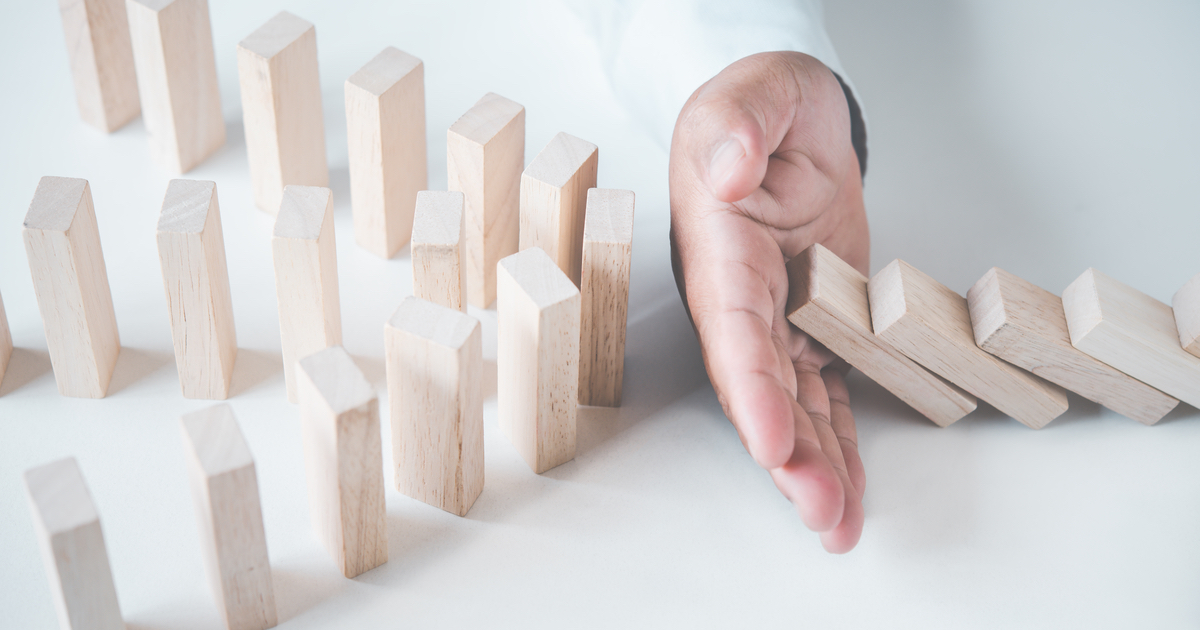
[705, 116, 768, 203]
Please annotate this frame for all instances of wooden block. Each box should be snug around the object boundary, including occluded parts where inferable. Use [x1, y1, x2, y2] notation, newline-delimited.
[447, 93, 525, 308]
[1173, 272, 1200, 358]
[0, 290, 11, 389]
[23, 176, 120, 399]
[785, 245, 977, 427]
[156, 179, 237, 400]
[497, 247, 580, 473]
[968, 267, 1178, 425]
[519, 132, 598, 287]
[411, 191, 467, 312]
[297, 346, 387, 577]
[385, 297, 483, 515]
[272, 186, 342, 404]
[180, 404, 277, 630]
[346, 47, 426, 259]
[869, 259, 1068, 429]
[578, 189, 635, 407]
[58, 0, 140, 132]
[24, 457, 124, 630]
[238, 12, 328, 215]
[1063, 268, 1200, 409]
[126, 0, 226, 173]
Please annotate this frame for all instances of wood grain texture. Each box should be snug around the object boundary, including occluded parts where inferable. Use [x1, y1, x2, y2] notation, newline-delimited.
[346, 47, 426, 258]
[126, 0, 225, 173]
[272, 186, 342, 404]
[578, 189, 634, 407]
[785, 245, 977, 427]
[1063, 268, 1200, 409]
[0, 290, 11, 390]
[869, 259, 1068, 429]
[385, 297, 483, 515]
[24, 457, 124, 630]
[156, 179, 237, 400]
[968, 267, 1177, 425]
[180, 404, 277, 630]
[297, 346, 387, 577]
[447, 93, 525, 307]
[1173, 272, 1200, 358]
[237, 11, 328, 214]
[497, 247, 580, 473]
[519, 132, 598, 287]
[23, 176, 120, 399]
[58, 0, 140, 132]
[411, 191, 466, 312]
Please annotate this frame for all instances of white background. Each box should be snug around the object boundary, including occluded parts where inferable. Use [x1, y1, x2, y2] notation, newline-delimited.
[2, 0, 1198, 628]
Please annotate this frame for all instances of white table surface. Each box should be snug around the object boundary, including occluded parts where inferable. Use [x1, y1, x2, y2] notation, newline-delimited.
[2, 1, 1198, 628]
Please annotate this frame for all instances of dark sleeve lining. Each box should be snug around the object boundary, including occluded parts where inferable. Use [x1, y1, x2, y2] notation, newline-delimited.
[832, 72, 868, 181]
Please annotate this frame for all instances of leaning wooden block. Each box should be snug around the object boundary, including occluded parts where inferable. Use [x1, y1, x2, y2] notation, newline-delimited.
[968, 267, 1177, 425]
[447, 93, 525, 307]
[126, 0, 225, 173]
[157, 179, 237, 399]
[1063, 268, 1200, 409]
[272, 186, 342, 404]
[869, 260, 1068, 429]
[180, 404, 277, 630]
[297, 346, 387, 577]
[58, 0, 139, 132]
[1173, 272, 1200, 359]
[497, 247, 580, 473]
[385, 297, 483, 515]
[785, 245, 977, 427]
[238, 12, 328, 214]
[411, 191, 467, 312]
[346, 47, 426, 258]
[24, 457, 124, 630]
[519, 132, 598, 287]
[23, 176, 120, 399]
[0, 290, 11, 389]
[578, 189, 635, 407]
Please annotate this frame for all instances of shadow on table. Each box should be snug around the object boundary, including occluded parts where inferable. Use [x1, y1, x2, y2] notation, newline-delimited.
[229, 348, 282, 397]
[107, 347, 172, 396]
[0, 348, 52, 396]
[355, 508, 466, 588]
[273, 565, 336, 624]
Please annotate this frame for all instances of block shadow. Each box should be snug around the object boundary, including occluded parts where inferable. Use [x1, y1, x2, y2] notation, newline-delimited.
[229, 348, 282, 397]
[0, 348, 52, 396]
[107, 347, 173, 396]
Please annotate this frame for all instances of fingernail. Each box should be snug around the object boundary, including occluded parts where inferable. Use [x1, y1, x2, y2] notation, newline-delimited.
[709, 138, 745, 191]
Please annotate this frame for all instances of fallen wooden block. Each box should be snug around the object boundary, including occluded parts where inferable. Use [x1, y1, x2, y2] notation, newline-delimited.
[447, 93, 525, 307]
[24, 457, 124, 630]
[0, 290, 10, 389]
[23, 176, 120, 399]
[126, 0, 225, 173]
[411, 191, 467, 312]
[869, 259, 1068, 428]
[497, 247, 580, 473]
[968, 267, 1177, 425]
[385, 297, 483, 515]
[1063, 268, 1200, 409]
[180, 404, 277, 630]
[578, 189, 635, 407]
[297, 346, 387, 577]
[272, 186, 342, 404]
[57, 0, 139, 132]
[156, 179, 237, 400]
[238, 11, 328, 214]
[1173, 272, 1200, 358]
[519, 132, 598, 287]
[786, 245, 977, 427]
[346, 47, 426, 259]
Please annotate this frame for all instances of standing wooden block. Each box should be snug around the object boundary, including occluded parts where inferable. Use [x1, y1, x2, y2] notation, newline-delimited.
[180, 404, 277, 630]
[578, 189, 635, 407]
[869, 260, 1068, 429]
[24, 457, 123, 630]
[785, 245, 977, 427]
[1173, 272, 1200, 358]
[346, 47, 426, 259]
[385, 297, 483, 515]
[272, 186, 342, 404]
[497, 247, 580, 473]
[297, 346, 387, 577]
[58, 0, 140, 132]
[411, 191, 466, 312]
[447, 93, 525, 308]
[126, 0, 225, 173]
[156, 179, 237, 400]
[238, 11, 328, 215]
[1063, 268, 1200, 409]
[519, 132, 598, 287]
[968, 267, 1178, 425]
[23, 177, 120, 399]
[0, 290, 11, 389]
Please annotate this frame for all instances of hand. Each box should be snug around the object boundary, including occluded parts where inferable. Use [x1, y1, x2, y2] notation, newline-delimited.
[669, 52, 870, 552]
